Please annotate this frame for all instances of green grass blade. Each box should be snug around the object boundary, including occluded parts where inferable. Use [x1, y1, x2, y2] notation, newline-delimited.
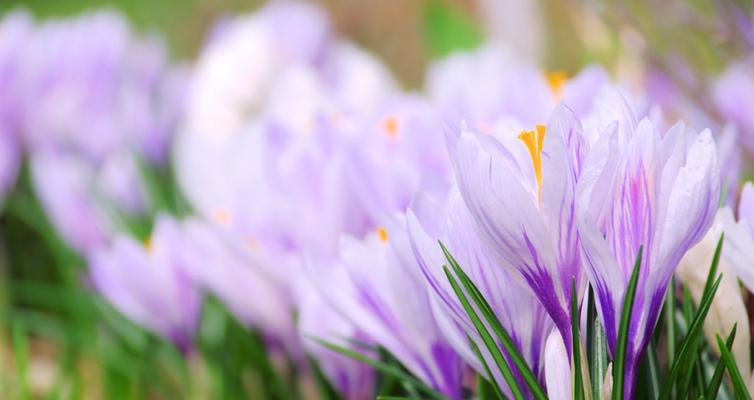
[705, 324, 737, 400]
[587, 286, 609, 400]
[12, 322, 30, 400]
[715, 333, 751, 400]
[469, 337, 506, 400]
[658, 236, 723, 400]
[638, 339, 661, 399]
[442, 266, 525, 400]
[572, 279, 585, 400]
[440, 243, 547, 400]
[612, 246, 643, 400]
[658, 275, 722, 400]
[312, 338, 446, 400]
[665, 275, 677, 368]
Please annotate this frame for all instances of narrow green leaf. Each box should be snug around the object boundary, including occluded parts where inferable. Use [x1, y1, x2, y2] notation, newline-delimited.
[705, 324, 737, 400]
[665, 275, 677, 368]
[469, 338, 506, 400]
[313, 338, 446, 400]
[12, 322, 30, 400]
[612, 246, 643, 400]
[658, 236, 724, 400]
[440, 243, 547, 400]
[588, 287, 609, 400]
[443, 266, 525, 400]
[307, 357, 339, 400]
[715, 333, 751, 400]
[639, 339, 661, 399]
[571, 279, 585, 400]
[658, 275, 722, 399]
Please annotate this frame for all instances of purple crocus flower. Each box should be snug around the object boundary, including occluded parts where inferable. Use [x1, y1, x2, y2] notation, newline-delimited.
[576, 90, 719, 397]
[408, 185, 551, 397]
[310, 216, 464, 398]
[0, 11, 188, 251]
[450, 105, 588, 352]
[177, 217, 301, 356]
[297, 280, 375, 400]
[712, 62, 754, 155]
[0, 11, 30, 203]
[425, 44, 608, 130]
[89, 215, 201, 351]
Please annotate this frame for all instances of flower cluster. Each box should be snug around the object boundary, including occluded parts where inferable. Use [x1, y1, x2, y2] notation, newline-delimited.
[7, 2, 754, 399]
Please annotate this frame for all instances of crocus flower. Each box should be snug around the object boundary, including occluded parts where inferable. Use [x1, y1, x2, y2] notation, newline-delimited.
[451, 104, 588, 351]
[297, 280, 375, 400]
[89, 215, 201, 351]
[310, 216, 464, 398]
[713, 62, 754, 155]
[425, 44, 608, 130]
[3, 11, 187, 250]
[408, 186, 551, 397]
[544, 329, 571, 400]
[0, 11, 30, 203]
[177, 218, 300, 355]
[183, 1, 332, 139]
[576, 90, 719, 396]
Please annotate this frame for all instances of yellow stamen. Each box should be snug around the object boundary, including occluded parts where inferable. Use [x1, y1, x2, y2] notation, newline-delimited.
[213, 208, 231, 226]
[381, 116, 399, 139]
[143, 237, 154, 253]
[518, 124, 547, 201]
[544, 70, 568, 99]
[377, 226, 388, 243]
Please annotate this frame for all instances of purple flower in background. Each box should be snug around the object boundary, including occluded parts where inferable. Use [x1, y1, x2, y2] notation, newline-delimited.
[0, 11, 30, 203]
[178, 218, 301, 356]
[451, 105, 588, 352]
[576, 90, 719, 397]
[297, 280, 375, 400]
[182, 0, 334, 139]
[713, 62, 754, 155]
[408, 186, 551, 397]
[310, 216, 464, 398]
[89, 215, 201, 351]
[30, 149, 149, 253]
[13, 11, 186, 164]
[0, 10, 188, 249]
[425, 44, 608, 130]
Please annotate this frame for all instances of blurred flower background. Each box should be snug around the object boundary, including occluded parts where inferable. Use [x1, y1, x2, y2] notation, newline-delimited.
[1, 0, 754, 399]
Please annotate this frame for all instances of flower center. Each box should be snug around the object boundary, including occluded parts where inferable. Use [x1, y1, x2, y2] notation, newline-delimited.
[377, 226, 389, 242]
[381, 116, 399, 139]
[518, 124, 546, 201]
[544, 70, 568, 99]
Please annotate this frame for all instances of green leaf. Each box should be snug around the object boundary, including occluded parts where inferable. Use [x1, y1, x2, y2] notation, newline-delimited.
[469, 337, 505, 400]
[665, 275, 677, 368]
[12, 321, 30, 400]
[587, 286, 609, 400]
[312, 339, 446, 400]
[571, 279, 585, 400]
[715, 333, 751, 400]
[706, 324, 737, 400]
[308, 356, 340, 400]
[424, 0, 483, 58]
[658, 235, 723, 400]
[442, 265, 525, 400]
[612, 246, 643, 400]
[637, 339, 661, 399]
[440, 243, 547, 400]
